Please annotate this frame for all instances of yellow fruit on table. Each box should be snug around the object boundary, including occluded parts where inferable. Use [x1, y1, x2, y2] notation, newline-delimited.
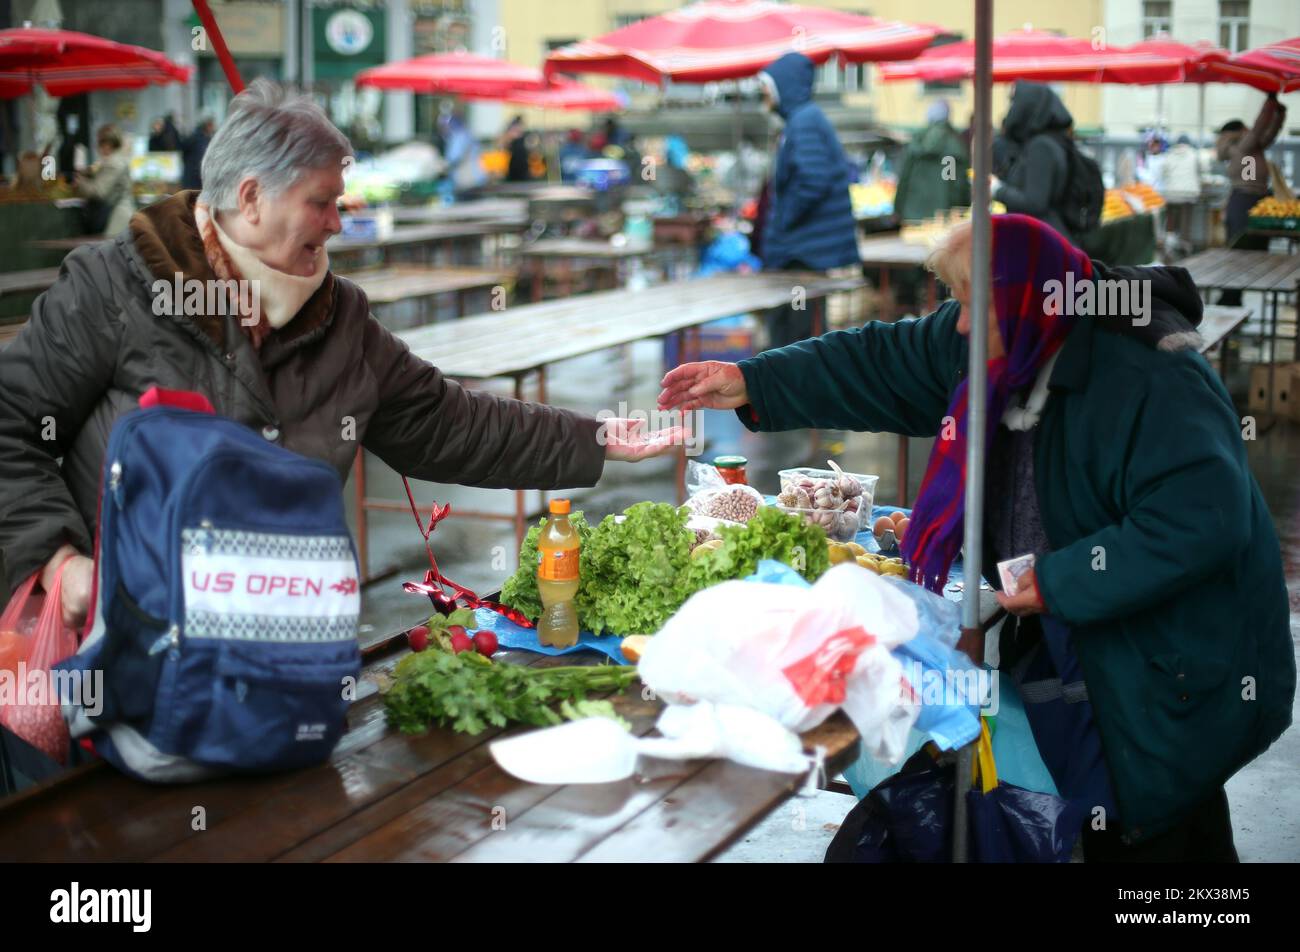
[845, 542, 867, 556]
[828, 543, 857, 566]
[855, 554, 882, 574]
[691, 539, 723, 560]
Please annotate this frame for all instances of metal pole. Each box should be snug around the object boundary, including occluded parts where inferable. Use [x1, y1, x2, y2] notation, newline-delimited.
[1197, 83, 1206, 148]
[953, 0, 994, 865]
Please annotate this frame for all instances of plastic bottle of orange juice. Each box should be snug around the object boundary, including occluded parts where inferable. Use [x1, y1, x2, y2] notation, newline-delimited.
[537, 499, 580, 647]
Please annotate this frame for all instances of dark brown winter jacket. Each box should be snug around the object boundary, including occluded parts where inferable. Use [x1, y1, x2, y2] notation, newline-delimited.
[0, 191, 605, 601]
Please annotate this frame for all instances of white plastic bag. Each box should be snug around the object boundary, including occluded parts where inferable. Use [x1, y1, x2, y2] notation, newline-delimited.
[638, 563, 921, 761]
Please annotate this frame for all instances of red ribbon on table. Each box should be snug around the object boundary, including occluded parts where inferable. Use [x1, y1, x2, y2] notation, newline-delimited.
[398, 476, 535, 628]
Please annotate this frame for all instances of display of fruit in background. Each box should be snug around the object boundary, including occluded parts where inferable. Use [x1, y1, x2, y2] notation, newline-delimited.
[1249, 196, 1300, 219]
[1120, 183, 1165, 210]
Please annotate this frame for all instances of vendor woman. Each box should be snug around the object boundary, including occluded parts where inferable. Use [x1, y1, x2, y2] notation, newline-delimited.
[659, 213, 1294, 863]
[0, 80, 679, 626]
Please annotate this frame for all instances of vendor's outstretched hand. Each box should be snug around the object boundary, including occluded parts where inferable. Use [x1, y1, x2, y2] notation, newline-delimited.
[657, 361, 749, 413]
[601, 417, 685, 462]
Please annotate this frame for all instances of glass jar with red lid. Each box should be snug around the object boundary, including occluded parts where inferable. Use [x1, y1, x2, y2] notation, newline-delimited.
[713, 455, 748, 486]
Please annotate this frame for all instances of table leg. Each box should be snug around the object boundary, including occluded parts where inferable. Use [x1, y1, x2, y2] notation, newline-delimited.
[455, 288, 467, 318]
[353, 447, 369, 581]
[530, 259, 542, 304]
[926, 275, 938, 314]
[879, 267, 893, 322]
[897, 435, 910, 508]
[514, 373, 527, 555]
[1267, 291, 1278, 413]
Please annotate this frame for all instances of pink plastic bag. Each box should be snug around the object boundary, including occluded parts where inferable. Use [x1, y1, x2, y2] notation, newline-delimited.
[0, 563, 78, 764]
[0, 572, 41, 678]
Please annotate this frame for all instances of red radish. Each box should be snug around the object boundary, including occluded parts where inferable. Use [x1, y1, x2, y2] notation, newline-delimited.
[447, 625, 468, 640]
[449, 632, 474, 654]
[407, 625, 430, 652]
[473, 630, 499, 658]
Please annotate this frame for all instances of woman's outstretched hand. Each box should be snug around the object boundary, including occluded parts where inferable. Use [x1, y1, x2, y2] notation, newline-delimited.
[657, 361, 749, 413]
[601, 417, 685, 462]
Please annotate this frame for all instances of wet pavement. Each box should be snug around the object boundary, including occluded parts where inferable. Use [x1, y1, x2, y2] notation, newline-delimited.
[351, 324, 1300, 863]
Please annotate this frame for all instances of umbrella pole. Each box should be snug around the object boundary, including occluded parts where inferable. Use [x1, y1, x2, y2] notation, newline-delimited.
[954, 0, 994, 866]
[733, 84, 743, 213]
[1198, 83, 1206, 148]
[192, 0, 245, 94]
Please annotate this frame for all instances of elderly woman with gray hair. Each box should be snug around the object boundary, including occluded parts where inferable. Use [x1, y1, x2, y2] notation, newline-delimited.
[0, 80, 677, 628]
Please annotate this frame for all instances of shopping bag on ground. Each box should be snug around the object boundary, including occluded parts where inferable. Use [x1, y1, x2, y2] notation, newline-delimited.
[0, 563, 79, 764]
[826, 720, 1083, 863]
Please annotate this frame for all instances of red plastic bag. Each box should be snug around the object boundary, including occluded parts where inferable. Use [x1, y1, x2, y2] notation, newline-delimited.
[0, 563, 79, 764]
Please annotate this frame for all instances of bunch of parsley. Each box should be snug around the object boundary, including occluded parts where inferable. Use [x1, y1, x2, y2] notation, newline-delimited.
[382, 648, 637, 735]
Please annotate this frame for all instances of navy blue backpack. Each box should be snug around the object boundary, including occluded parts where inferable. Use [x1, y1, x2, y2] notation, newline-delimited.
[55, 388, 361, 781]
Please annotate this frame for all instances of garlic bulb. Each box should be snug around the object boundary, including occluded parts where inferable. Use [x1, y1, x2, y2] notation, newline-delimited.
[827, 459, 862, 499]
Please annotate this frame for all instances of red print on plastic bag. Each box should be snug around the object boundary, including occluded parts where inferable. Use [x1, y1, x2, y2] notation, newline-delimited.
[782, 625, 877, 707]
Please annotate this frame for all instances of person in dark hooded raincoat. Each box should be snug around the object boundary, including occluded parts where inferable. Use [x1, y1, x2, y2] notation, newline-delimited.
[755, 52, 860, 348]
[992, 82, 1082, 245]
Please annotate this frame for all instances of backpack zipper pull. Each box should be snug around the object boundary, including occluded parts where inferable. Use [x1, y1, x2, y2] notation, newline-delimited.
[149, 624, 180, 656]
[108, 460, 124, 507]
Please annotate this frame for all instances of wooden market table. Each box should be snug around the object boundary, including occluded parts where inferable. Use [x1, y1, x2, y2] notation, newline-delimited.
[0, 630, 859, 862]
[0, 266, 60, 297]
[328, 220, 523, 271]
[389, 198, 529, 227]
[347, 265, 515, 329]
[1175, 248, 1300, 412]
[517, 237, 694, 302]
[352, 271, 863, 580]
[856, 233, 940, 322]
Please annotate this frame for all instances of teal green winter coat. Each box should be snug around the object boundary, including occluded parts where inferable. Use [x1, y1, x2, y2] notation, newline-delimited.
[735, 296, 1294, 844]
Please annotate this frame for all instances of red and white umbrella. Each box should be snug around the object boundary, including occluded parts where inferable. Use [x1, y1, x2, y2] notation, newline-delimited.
[545, 0, 938, 84]
[0, 26, 191, 98]
[1204, 36, 1300, 93]
[355, 52, 547, 98]
[878, 26, 1186, 85]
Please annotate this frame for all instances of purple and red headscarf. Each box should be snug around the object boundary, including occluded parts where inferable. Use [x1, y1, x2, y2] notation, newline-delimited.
[900, 214, 1092, 592]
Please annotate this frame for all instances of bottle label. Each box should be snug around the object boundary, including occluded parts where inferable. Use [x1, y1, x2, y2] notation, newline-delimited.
[538, 548, 579, 582]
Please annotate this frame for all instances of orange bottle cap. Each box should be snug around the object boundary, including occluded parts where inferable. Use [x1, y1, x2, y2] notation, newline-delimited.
[549, 499, 571, 514]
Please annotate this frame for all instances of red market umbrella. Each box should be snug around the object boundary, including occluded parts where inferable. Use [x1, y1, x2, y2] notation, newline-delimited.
[1204, 36, 1300, 93]
[1118, 37, 1231, 84]
[878, 26, 1185, 85]
[0, 26, 191, 98]
[481, 77, 622, 112]
[355, 52, 547, 98]
[544, 0, 939, 84]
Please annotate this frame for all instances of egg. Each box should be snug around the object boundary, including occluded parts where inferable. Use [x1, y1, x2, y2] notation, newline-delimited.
[889, 511, 907, 527]
[872, 516, 894, 537]
[896, 517, 910, 541]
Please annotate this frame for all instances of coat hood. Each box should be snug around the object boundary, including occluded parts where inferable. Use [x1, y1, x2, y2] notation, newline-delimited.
[761, 52, 814, 120]
[1003, 81, 1074, 143]
[1090, 259, 1204, 352]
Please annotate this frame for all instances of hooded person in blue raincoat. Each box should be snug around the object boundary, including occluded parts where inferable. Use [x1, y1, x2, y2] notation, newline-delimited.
[755, 53, 861, 349]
